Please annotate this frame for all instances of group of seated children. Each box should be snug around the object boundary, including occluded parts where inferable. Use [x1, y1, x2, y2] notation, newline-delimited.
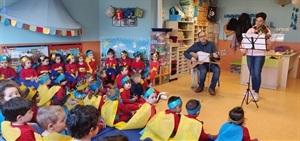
[140, 96, 258, 141]
[0, 48, 258, 141]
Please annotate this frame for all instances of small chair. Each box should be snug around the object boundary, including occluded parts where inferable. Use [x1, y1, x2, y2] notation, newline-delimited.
[191, 68, 220, 88]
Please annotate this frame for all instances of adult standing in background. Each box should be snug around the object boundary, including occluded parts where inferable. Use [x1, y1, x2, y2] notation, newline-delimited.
[240, 12, 271, 102]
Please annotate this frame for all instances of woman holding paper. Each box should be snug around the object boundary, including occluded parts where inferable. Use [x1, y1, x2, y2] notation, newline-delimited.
[240, 12, 271, 102]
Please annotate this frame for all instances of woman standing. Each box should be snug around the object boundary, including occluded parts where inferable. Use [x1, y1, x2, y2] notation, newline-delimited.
[241, 12, 271, 102]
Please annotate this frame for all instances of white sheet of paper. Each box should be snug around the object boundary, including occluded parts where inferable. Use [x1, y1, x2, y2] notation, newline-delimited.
[197, 51, 210, 62]
[241, 33, 266, 50]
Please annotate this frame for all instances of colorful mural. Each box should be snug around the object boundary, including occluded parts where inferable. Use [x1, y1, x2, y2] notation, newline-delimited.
[100, 37, 150, 59]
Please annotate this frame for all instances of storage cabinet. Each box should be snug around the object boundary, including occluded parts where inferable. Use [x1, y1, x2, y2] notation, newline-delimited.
[165, 21, 195, 47]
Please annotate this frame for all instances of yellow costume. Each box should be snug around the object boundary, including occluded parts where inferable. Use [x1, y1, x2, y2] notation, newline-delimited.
[85, 57, 93, 73]
[83, 95, 102, 110]
[101, 100, 118, 127]
[170, 116, 202, 140]
[1, 121, 43, 141]
[115, 103, 151, 130]
[140, 111, 174, 141]
[37, 84, 60, 106]
[42, 132, 72, 141]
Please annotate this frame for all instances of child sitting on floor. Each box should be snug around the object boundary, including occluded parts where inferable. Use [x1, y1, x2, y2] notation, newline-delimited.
[131, 51, 145, 73]
[0, 80, 21, 133]
[120, 76, 145, 111]
[36, 55, 51, 76]
[20, 84, 40, 123]
[36, 105, 71, 140]
[101, 88, 132, 127]
[0, 54, 17, 80]
[1, 97, 41, 141]
[216, 106, 258, 141]
[115, 65, 129, 89]
[172, 99, 216, 140]
[130, 72, 144, 99]
[114, 87, 157, 130]
[83, 80, 104, 110]
[140, 96, 182, 141]
[76, 53, 89, 80]
[119, 50, 132, 76]
[36, 74, 60, 107]
[51, 73, 68, 105]
[105, 48, 118, 84]
[67, 105, 102, 141]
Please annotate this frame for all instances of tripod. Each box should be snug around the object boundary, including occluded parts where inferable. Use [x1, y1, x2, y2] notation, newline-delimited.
[240, 34, 265, 108]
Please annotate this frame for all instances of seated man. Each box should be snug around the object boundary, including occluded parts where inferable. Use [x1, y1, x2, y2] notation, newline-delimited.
[184, 31, 220, 95]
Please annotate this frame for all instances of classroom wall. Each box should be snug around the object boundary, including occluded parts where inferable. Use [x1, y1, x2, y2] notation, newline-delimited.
[218, 0, 300, 42]
[218, 40, 300, 72]
[98, 0, 157, 38]
[0, 0, 100, 44]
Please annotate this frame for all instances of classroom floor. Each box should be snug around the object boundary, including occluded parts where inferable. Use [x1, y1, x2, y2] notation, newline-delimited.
[153, 70, 300, 141]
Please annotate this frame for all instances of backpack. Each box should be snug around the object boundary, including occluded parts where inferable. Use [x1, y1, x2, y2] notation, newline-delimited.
[226, 18, 238, 31]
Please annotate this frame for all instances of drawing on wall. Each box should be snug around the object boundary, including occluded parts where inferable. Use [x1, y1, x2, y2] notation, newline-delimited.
[2, 46, 48, 70]
[48, 45, 82, 60]
[100, 37, 150, 59]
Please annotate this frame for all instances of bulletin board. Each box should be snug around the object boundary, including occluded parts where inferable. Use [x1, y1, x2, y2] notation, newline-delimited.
[48, 44, 82, 59]
[2, 46, 49, 70]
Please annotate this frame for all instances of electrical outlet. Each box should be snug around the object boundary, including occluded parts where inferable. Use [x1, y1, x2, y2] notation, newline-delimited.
[276, 28, 289, 32]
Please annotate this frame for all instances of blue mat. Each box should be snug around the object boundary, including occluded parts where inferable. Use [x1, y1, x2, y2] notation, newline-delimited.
[92, 127, 142, 141]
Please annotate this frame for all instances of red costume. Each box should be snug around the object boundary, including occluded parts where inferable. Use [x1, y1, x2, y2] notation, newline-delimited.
[11, 123, 36, 141]
[77, 62, 89, 79]
[86, 58, 96, 76]
[52, 85, 65, 105]
[31, 105, 38, 123]
[120, 58, 132, 76]
[65, 63, 78, 88]
[19, 68, 38, 80]
[105, 58, 118, 81]
[36, 65, 50, 75]
[65, 63, 78, 76]
[120, 58, 132, 68]
[242, 126, 251, 141]
[131, 60, 145, 72]
[0, 67, 16, 79]
[185, 114, 211, 141]
[149, 104, 156, 120]
[165, 110, 180, 136]
[51, 63, 65, 73]
[120, 88, 144, 111]
[115, 73, 126, 89]
[114, 102, 132, 124]
[149, 61, 159, 83]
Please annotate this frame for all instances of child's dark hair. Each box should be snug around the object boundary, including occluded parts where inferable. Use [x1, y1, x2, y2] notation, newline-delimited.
[100, 135, 129, 141]
[256, 12, 267, 21]
[228, 106, 245, 125]
[2, 97, 32, 122]
[55, 54, 63, 62]
[118, 65, 127, 73]
[186, 99, 201, 115]
[38, 55, 49, 63]
[66, 105, 100, 139]
[22, 87, 39, 104]
[65, 54, 74, 64]
[0, 80, 21, 105]
[107, 48, 115, 56]
[168, 96, 180, 105]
